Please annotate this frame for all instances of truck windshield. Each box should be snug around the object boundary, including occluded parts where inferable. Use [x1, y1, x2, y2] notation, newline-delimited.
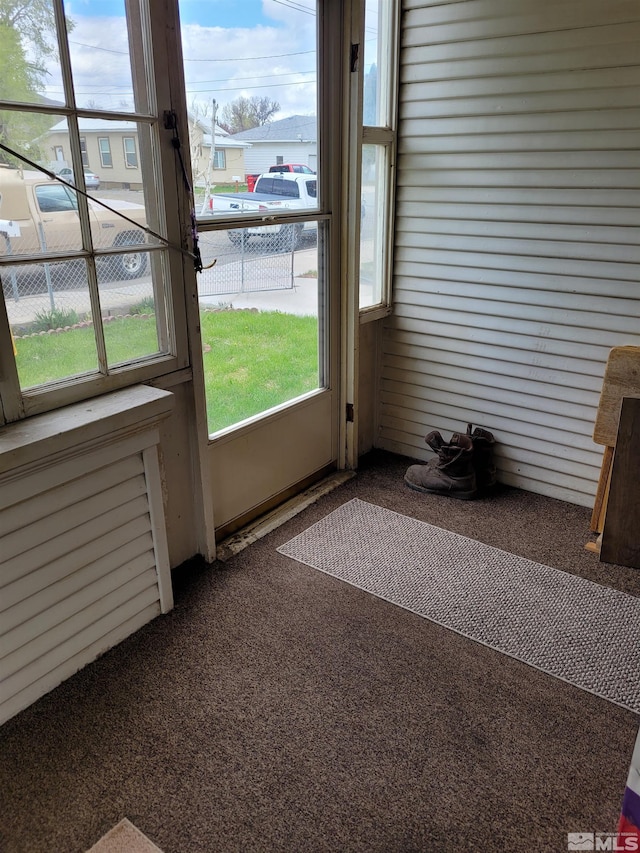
[35, 184, 79, 213]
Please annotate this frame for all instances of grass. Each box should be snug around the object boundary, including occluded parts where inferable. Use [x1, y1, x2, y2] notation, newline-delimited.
[15, 316, 160, 388]
[15, 310, 319, 434]
[201, 309, 319, 434]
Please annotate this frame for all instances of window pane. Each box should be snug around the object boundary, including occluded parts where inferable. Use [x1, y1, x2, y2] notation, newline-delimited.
[195, 223, 321, 435]
[67, 0, 138, 113]
[0, 0, 61, 107]
[123, 137, 138, 168]
[4, 260, 99, 389]
[98, 248, 167, 368]
[363, 0, 393, 128]
[360, 143, 388, 308]
[179, 0, 318, 196]
[98, 137, 112, 168]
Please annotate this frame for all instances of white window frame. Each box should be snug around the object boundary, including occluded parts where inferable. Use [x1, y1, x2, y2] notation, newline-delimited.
[98, 136, 113, 168]
[352, 0, 399, 323]
[123, 135, 138, 168]
[0, 0, 190, 426]
[213, 149, 225, 170]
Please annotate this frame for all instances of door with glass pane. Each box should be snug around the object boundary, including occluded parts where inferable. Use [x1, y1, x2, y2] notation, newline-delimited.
[178, 0, 340, 533]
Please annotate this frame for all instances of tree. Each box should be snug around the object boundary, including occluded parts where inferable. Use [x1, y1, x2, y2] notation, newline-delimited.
[0, 0, 63, 166]
[219, 96, 280, 134]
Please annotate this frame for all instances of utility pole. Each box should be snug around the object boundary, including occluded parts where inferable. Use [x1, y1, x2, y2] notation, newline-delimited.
[200, 98, 218, 216]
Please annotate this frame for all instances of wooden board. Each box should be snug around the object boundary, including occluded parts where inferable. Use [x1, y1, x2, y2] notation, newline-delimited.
[593, 346, 640, 446]
[600, 396, 640, 569]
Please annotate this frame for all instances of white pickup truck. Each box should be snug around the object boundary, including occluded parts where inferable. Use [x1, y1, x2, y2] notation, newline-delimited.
[205, 172, 318, 248]
[0, 166, 148, 279]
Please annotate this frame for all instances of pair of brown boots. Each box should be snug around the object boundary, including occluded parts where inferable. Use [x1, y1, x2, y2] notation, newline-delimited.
[404, 424, 496, 500]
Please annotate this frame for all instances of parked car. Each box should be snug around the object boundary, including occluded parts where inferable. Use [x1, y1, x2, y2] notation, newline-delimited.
[56, 167, 101, 190]
[0, 166, 147, 280]
[268, 164, 315, 174]
[205, 172, 318, 248]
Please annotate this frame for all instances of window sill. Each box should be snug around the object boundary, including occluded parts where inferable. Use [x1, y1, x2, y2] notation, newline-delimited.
[0, 384, 173, 476]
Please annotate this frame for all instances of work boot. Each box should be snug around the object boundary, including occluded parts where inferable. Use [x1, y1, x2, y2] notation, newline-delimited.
[404, 432, 477, 499]
[466, 423, 496, 492]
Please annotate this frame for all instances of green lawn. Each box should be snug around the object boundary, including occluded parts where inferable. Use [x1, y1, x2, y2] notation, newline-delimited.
[15, 310, 319, 434]
[201, 309, 319, 433]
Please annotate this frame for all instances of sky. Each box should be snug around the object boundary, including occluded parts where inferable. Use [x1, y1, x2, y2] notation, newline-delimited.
[41, 0, 320, 121]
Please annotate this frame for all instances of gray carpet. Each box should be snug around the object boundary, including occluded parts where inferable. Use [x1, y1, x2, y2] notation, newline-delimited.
[278, 498, 640, 714]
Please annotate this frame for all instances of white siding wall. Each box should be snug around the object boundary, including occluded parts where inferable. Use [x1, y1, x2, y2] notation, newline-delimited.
[379, 0, 640, 506]
[242, 143, 318, 176]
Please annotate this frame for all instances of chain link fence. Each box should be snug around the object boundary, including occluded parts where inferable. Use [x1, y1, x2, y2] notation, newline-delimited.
[2, 252, 153, 334]
[196, 225, 306, 297]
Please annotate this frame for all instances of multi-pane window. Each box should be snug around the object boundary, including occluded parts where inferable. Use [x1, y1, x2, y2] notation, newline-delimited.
[359, 0, 399, 313]
[213, 149, 225, 170]
[98, 137, 113, 168]
[0, 0, 182, 424]
[123, 136, 138, 168]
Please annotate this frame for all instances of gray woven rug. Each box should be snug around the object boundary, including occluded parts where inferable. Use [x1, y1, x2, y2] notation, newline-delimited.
[278, 499, 640, 714]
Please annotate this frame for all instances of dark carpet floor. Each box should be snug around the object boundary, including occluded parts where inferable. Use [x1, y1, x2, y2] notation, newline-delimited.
[1, 450, 639, 853]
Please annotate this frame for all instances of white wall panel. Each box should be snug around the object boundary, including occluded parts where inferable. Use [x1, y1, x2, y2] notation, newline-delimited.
[380, 0, 640, 505]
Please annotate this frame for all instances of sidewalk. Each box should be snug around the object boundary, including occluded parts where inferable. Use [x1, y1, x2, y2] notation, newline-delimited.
[5, 248, 320, 329]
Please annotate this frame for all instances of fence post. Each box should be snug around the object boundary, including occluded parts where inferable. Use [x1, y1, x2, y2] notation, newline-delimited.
[2, 234, 20, 302]
[37, 223, 56, 312]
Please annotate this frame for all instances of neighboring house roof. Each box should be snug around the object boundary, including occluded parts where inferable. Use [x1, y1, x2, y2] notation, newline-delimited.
[201, 133, 251, 150]
[230, 115, 317, 143]
[49, 117, 137, 133]
[48, 117, 251, 148]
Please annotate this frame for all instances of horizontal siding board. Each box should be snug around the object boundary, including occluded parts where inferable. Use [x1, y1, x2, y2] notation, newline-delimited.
[391, 263, 640, 302]
[397, 185, 640, 209]
[397, 167, 640, 190]
[1, 495, 150, 586]
[387, 314, 617, 364]
[1, 560, 157, 661]
[393, 284, 640, 329]
[401, 22, 640, 64]
[401, 67, 640, 100]
[381, 359, 600, 410]
[1, 475, 148, 563]
[0, 593, 161, 720]
[390, 303, 640, 349]
[0, 455, 145, 538]
[1, 523, 153, 612]
[0, 603, 159, 726]
[403, 1, 640, 45]
[381, 376, 597, 429]
[1, 534, 155, 633]
[399, 130, 640, 154]
[394, 245, 639, 282]
[400, 87, 640, 118]
[395, 200, 640, 228]
[397, 217, 640, 247]
[378, 408, 598, 460]
[400, 110, 640, 136]
[401, 42, 640, 82]
[382, 336, 604, 391]
[397, 151, 640, 172]
[0, 582, 160, 691]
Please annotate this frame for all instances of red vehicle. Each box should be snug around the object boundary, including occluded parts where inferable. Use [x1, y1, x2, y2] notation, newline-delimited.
[246, 164, 315, 191]
[268, 164, 315, 174]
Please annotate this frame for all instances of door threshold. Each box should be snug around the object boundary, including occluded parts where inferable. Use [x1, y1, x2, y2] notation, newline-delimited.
[216, 470, 356, 562]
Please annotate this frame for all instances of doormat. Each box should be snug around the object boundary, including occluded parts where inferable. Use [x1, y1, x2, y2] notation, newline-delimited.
[86, 819, 163, 853]
[277, 498, 640, 714]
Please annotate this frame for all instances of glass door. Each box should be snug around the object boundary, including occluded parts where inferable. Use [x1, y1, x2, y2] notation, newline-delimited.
[177, 0, 340, 534]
